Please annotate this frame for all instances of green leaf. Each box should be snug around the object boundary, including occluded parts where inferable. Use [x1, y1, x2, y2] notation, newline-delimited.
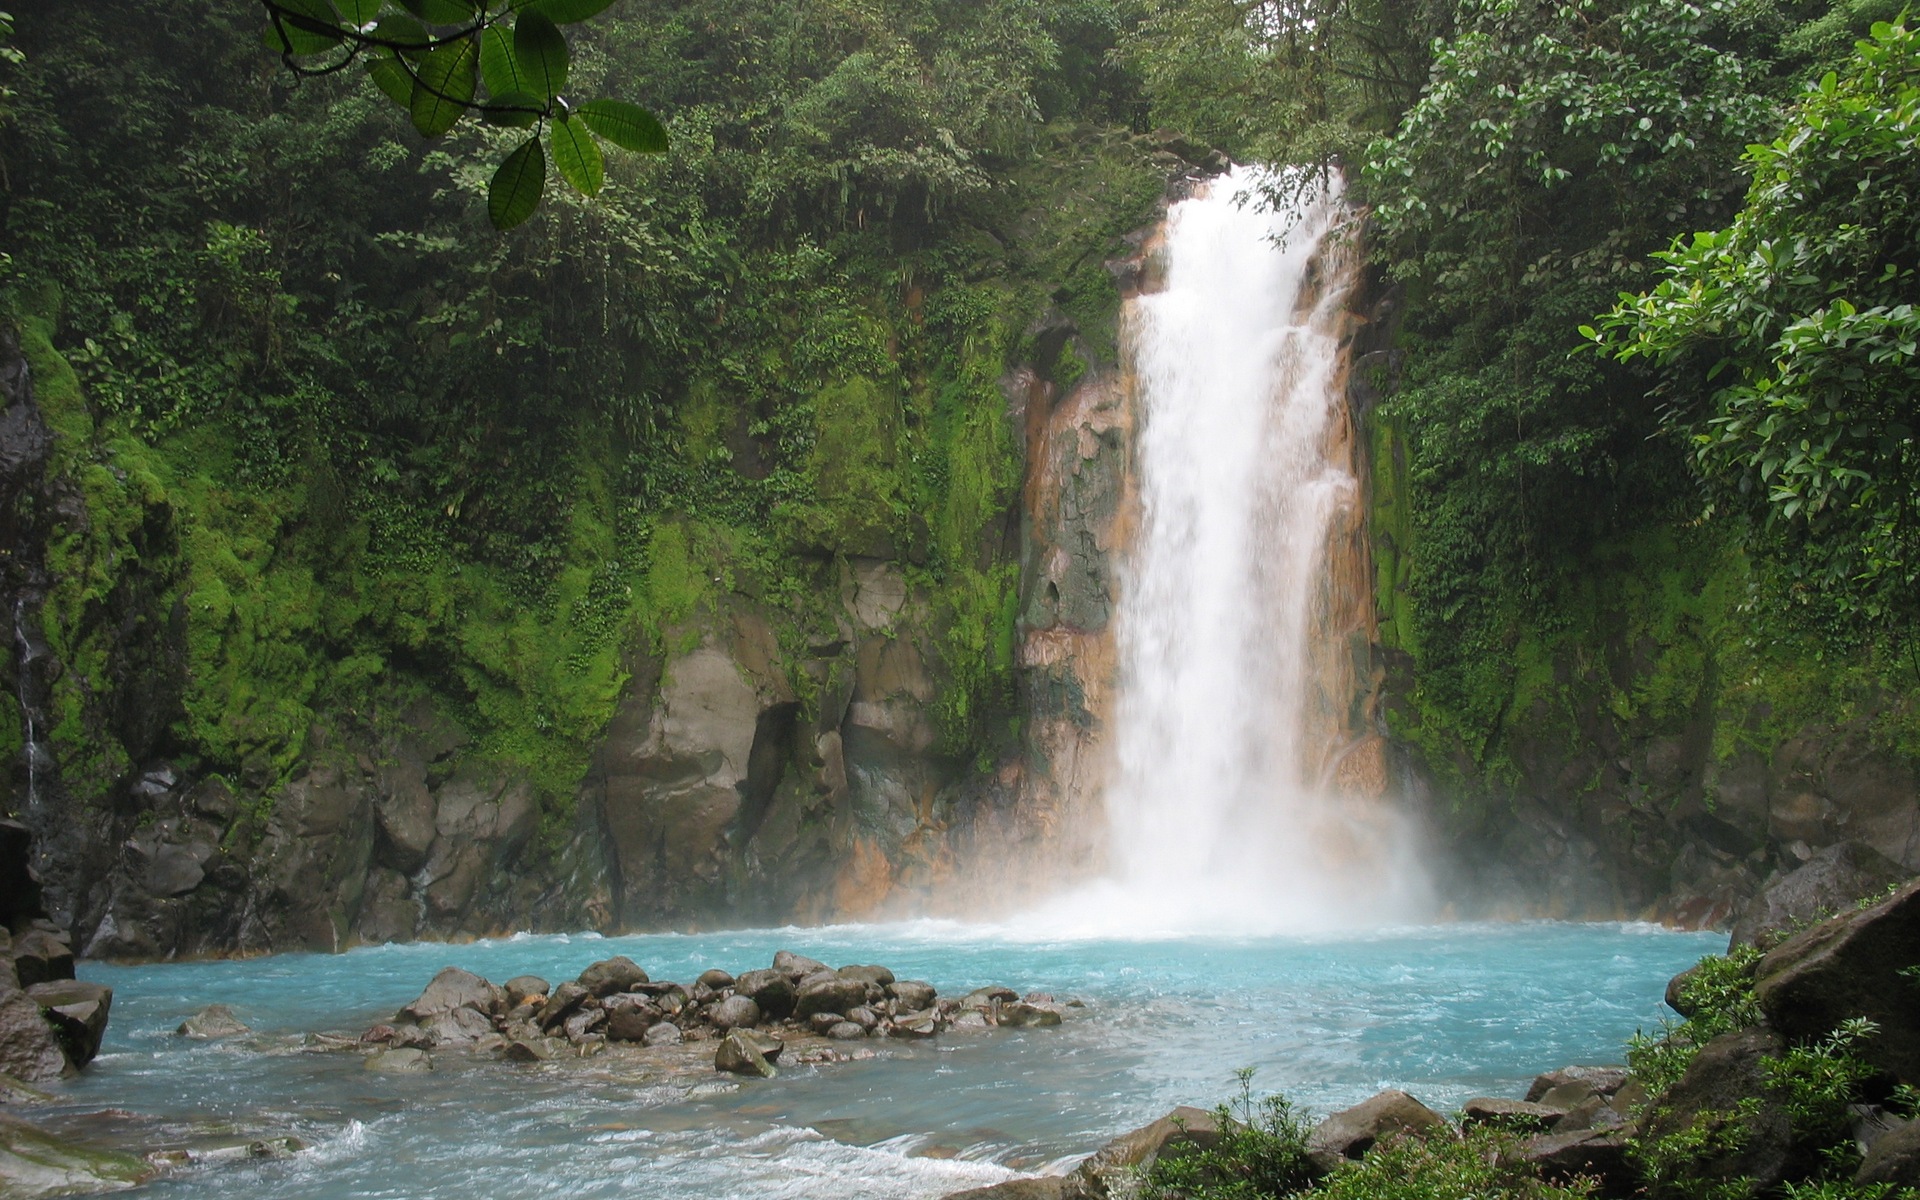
[576, 99, 667, 153]
[480, 26, 530, 97]
[264, 19, 342, 55]
[372, 13, 432, 51]
[482, 90, 543, 128]
[523, 0, 619, 22]
[270, 0, 345, 33]
[400, 0, 478, 24]
[366, 55, 414, 108]
[489, 137, 547, 230]
[337, 0, 382, 24]
[550, 115, 604, 195]
[410, 36, 478, 138]
[513, 11, 568, 100]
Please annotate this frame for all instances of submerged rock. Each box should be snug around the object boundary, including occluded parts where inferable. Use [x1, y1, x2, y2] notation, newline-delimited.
[176, 1004, 250, 1040]
[0, 1115, 152, 1198]
[364, 1047, 433, 1073]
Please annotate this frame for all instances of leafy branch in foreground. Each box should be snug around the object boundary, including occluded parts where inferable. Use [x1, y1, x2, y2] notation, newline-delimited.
[259, 0, 667, 228]
[1587, 18, 1920, 621]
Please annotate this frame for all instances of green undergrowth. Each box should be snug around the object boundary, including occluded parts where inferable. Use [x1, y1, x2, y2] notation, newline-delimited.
[1625, 944, 1912, 1200]
[1371, 406, 1920, 826]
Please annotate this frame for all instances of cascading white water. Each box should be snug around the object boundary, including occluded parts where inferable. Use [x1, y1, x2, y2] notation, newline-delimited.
[1037, 167, 1430, 936]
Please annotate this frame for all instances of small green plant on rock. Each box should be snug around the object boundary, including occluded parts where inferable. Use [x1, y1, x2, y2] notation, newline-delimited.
[1143, 1069, 1320, 1200]
[1627, 943, 1766, 1094]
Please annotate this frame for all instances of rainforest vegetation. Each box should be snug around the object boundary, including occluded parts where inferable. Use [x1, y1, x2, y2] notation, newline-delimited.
[0, 0, 1914, 842]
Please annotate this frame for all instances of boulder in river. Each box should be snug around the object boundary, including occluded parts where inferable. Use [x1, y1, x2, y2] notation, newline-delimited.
[709, 995, 760, 1031]
[577, 957, 648, 997]
[535, 982, 589, 1030]
[25, 982, 110, 1067]
[176, 1005, 250, 1040]
[696, 969, 733, 990]
[1306, 1090, 1450, 1172]
[886, 980, 936, 1010]
[503, 976, 550, 1007]
[421, 1006, 494, 1045]
[1074, 1105, 1230, 1195]
[715, 1030, 780, 1078]
[642, 1022, 681, 1047]
[8, 930, 73, 991]
[0, 1114, 153, 1198]
[1729, 840, 1910, 951]
[364, 1047, 433, 1073]
[399, 967, 502, 1022]
[1754, 877, 1920, 1083]
[998, 1002, 1061, 1028]
[796, 977, 867, 1019]
[603, 995, 661, 1041]
[734, 970, 797, 1020]
[837, 964, 894, 987]
[772, 950, 828, 979]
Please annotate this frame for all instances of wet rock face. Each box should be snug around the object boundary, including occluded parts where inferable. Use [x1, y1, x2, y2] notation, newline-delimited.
[1728, 840, 1910, 950]
[0, 825, 111, 1081]
[1754, 877, 1920, 1083]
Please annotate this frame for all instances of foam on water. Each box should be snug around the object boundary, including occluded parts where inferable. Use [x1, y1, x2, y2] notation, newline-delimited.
[51, 922, 1718, 1198]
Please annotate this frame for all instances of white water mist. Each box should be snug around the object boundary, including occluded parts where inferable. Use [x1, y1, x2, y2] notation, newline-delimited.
[1035, 167, 1431, 937]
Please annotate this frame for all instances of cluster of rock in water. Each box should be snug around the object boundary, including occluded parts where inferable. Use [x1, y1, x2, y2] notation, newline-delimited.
[296, 948, 1075, 1077]
[0, 821, 112, 1091]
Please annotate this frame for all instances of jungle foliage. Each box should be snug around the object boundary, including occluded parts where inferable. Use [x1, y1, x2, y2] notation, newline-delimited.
[0, 0, 1161, 821]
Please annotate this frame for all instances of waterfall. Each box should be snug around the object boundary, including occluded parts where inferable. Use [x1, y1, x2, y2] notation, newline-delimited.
[1037, 167, 1430, 936]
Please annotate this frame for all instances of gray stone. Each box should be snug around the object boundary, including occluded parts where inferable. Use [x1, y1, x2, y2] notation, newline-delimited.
[708, 995, 760, 1031]
[890, 1010, 942, 1038]
[773, 950, 829, 979]
[503, 1038, 554, 1063]
[846, 1006, 879, 1029]
[1857, 1117, 1920, 1188]
[1641, 1028, 1802, 1190]
[998, 1002, 1061, 1028]
[0, 1114, 153, 1197]
[0, 991, 67, 1083]
[735, 969, 797, 1020]
[1460, 1098, 1564, 1130]
[25, 982, 110, 1067]
[642, 1022, 682, 1047]
[796, 977, 867, 1019]
[603, 995, 661, 1041]
[143, 843, 205, 897]
[837, 964, 895, 987]
[421, 1006, 495, 1045]
[535, 982, 590, 1029]
[563, 1007, 606, 1043]
[1518, 1128, 1633, 1195]
[1306, 1090, 1450, 1172]
[697, 969, 734, 990]
[886, 980, 936, 1010]
[8, 932, 71, 990]
[1525, 1066, 1630, 1102]
[827, 1021, 866, 1040]
[715, 1029, 776, 1078]
[364, 1047, 433, 1073]
[576, 956, 649, 997]
[1755, 877, 1920, 1083]
[808, 1012, 845, 1033]
[399, 967, 502, 1022]
[960, 986, 1019, 1011]
[951, 1010, 991, 1030]
[1074, 1106, 1229, 1194]
[1730, 841, 1910, 950]
[503, 976, 550, 1007]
